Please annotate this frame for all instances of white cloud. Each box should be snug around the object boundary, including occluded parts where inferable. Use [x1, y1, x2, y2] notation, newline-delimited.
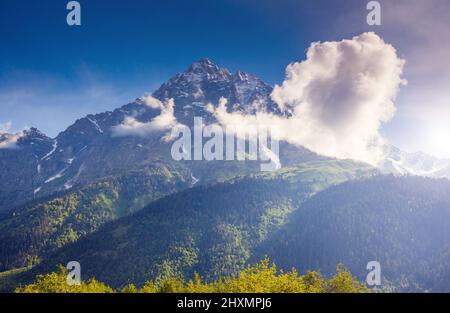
[330, 1, 450, 157]
[0, 122, 25, 149]
[142, 95, 165, 110]
[0, 121, 12, 134]
[210, 32, 406, 165]
[112, 95, 181, 137]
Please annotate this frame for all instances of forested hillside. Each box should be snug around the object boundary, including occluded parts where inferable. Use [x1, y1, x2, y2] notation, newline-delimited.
[3, 161, 450, 292]
[258, 175, 450, 292]
[15, 160, 376, 289]
[0, 166, 191, 271]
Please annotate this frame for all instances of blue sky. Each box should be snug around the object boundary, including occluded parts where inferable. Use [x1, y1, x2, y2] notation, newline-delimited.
[1, 0, 450, 157]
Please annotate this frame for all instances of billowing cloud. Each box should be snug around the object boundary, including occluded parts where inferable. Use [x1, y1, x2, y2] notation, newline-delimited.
[0, 122, 25, 149]
[209, 32, 406, 165]
[113, 95, 181, 137]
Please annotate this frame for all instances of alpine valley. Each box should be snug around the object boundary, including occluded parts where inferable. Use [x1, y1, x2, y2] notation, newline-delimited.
[1, 59, 450, 292]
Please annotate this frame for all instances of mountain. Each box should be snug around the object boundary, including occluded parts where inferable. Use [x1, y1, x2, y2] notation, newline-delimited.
[258, 175, 450, 292]
[0, 128, 55, 211]
[2, 58, 450, 293]
[382, 145, 450, 178]
[0, 58, 328, 279]
[0, 58, 311, 214]
[15, 160, 378, 289]
[1, 58, 446, 215]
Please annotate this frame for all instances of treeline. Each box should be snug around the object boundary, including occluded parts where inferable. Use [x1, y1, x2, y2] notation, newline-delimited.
[16, 258, 368, 293]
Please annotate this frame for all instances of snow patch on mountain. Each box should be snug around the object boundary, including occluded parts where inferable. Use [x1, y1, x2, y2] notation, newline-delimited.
[86, 116, 104, 133]
[45, 166, 67, 183]
[41, 139, 58, 160]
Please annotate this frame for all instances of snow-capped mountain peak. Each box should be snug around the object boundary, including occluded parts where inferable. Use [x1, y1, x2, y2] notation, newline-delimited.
[151, 59, 278, 122]
[182, 58, 231, 83]
[382, 144, 450, 178]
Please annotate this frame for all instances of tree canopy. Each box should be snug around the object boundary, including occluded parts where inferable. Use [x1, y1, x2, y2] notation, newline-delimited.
[16, 258, 368, 293]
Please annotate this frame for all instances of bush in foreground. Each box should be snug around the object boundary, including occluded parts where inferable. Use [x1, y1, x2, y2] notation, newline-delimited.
[16, 258, 369, 293]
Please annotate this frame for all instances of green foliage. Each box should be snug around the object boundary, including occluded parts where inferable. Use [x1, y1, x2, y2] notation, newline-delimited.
[259, 175, 450, 292]
[16, 265, 113, 293]
[17, 259, 368, 293]
[0, 167, 190, 272]
[22, 160, 376, 289]
[120, 284, 139, 293]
